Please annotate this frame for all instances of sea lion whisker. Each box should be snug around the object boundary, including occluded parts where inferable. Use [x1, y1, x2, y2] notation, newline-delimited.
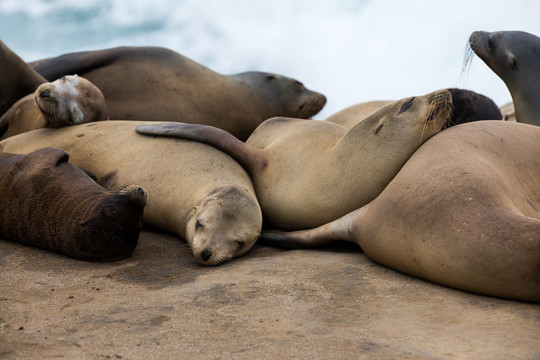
[458, 42, 476, 86]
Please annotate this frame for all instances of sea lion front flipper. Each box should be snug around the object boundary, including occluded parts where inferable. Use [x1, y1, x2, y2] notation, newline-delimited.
[136, 122, 265, 175]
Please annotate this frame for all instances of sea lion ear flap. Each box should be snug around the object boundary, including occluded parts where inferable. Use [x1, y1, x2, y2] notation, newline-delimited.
[508, 54, 517, 70]
[16, 147, 70, 169]
[98, 171, 118, 190]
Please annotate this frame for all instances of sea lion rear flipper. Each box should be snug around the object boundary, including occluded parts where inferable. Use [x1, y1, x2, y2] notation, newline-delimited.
[29, 49, 117, 81]
[260, 230, 326, 249]
[136, 122, 264, 175]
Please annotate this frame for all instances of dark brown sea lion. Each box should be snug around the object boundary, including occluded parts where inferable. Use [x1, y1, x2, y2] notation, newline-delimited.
[136, 89, 452, 230]
[262, 121, 540, 302]
[27, 46, 326, 140]
[469, 30, 540, 126]
[0, 75, 107, 140]
[0, 147, 147, 261]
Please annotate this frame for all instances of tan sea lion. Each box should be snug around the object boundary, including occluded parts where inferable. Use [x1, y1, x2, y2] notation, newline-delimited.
[469, 30, 540, 126]
[261, 121, 540, 302]
[136, 89, 453, 230]
[0, 147, 147, 261]
[0, 121, 262, 265]
[27, 46, 326, 140]
[326, 88, 501, 129]
[0, 75, 107, 140]
[0, 40, 46, 116]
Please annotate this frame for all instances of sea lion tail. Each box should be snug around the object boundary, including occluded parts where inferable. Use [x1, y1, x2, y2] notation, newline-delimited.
[136, 122, 262, 175]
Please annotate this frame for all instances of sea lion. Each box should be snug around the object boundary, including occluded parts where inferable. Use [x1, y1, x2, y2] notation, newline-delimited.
[0, 121, 262, 265]
[469, 30, 540, 126]
[261, 121, 540, 302]
[0, 40, 46, 117]
[136, 89, 453, 230]
[326, 88, 501, 129]
[0, 147, 147, 261]
[0, 75, 107, 140]
[26, 46, 327, 140]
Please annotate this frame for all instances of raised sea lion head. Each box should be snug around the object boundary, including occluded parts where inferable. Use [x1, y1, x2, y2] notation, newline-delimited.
[184, 185, 262, 266]
[34, 75, 107, 128]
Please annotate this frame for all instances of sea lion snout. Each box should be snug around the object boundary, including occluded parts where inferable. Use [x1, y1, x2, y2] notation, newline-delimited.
[427, 90, 452, 124]
[201, 249, 213, 262]
[298, 91, 327, 118]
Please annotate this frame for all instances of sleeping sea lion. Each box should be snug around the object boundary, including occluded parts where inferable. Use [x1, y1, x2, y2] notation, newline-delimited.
[27, 46, 326, 140]
[136, 89, 453, 230]
[0, 147, 147, 261]
[261, 121, 540, 302]
[0, 75, 107, 139]
[0, 121, 262, 265]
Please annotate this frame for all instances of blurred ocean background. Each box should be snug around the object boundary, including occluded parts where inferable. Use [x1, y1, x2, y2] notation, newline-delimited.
[1, 0, 539, 119]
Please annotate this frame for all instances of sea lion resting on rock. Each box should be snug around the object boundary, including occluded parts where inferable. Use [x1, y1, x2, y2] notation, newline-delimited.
[0, 121, 262, 265]
[0, 147, 147, 261]
[136, 89, 453, 230]
[262, 121, 540, 303]
[469, 30, 540, 126]
[25, 46, 327, 140]
[326, 88, 502, 129]
[0, 75, 107, 140]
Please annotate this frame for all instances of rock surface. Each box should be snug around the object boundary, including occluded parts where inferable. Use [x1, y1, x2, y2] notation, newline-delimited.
[1, 231, 539, 359]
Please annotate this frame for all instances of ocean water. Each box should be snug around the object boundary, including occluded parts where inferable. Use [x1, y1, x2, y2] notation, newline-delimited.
[1, 0, 540, 118]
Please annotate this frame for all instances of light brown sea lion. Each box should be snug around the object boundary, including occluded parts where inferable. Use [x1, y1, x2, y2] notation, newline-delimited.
[0, 121, 262, 265]
[26, 46, 326, 140]
[0, 40, 45, 117]
[0, 147, 148, 261]
[469, 30, 540, 126]
[0, 75, 107, 140]
[326, 88, 501, 129]
[136, 89, 453, 230]
[261, 121, 540, 302]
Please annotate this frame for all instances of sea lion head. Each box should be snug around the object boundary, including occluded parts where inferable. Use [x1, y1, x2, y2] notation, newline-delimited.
[34, 75, 107, 128]
[469, 30, 540, 125]
[364, 89, 452, 145]
[74, 184, 148, 261]
[2, 147, 147, 261]
[237, 72, 327, 119]
[184, 185, 262, 266]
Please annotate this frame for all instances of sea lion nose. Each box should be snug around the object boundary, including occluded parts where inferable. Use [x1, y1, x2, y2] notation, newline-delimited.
[201, 249, 212, 261]
[40, 89, 51, 98]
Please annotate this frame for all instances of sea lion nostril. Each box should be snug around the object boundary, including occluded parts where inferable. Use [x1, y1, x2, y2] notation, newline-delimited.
[39, 89, 51, 98]
[201, 249, 212, 261]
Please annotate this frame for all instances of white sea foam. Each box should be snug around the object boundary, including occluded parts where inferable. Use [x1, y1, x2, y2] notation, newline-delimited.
[1, 0, 540, 118]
